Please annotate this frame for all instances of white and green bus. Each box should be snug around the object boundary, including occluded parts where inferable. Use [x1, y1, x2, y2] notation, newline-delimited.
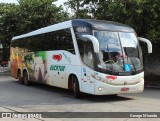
[10, 19, 152, 98]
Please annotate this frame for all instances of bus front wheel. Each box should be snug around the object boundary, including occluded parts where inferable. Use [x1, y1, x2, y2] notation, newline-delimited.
[73, 77, 81, 98]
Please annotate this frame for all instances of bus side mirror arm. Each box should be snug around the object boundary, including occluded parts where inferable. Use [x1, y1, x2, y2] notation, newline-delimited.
[82, 35, 99, 53]
[138, 37, 152, 53]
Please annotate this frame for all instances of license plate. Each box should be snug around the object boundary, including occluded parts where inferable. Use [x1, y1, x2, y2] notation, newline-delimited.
[121, 87, 129, 91]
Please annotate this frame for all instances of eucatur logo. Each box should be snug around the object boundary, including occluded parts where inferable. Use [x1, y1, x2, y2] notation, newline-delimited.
[52, 54, 62, 61]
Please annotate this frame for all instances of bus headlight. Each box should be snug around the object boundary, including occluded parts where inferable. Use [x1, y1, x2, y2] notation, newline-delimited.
[140, 77, 144, 82]
[98, 87, 102, 91]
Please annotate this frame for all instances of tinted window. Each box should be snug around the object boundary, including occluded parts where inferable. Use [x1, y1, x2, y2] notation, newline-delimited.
[11, 28, 75, 54]
[76, 36, 94, 69]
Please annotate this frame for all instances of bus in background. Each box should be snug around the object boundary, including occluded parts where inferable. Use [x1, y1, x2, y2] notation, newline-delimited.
[10, 19, 152, 98]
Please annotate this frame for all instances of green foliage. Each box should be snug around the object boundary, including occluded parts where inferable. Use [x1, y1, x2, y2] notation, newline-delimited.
[86, 0, 160, 42]
[64, 0, 91, 18]
[0, 3, 19, 60]
[0, 0, 69, 60]
[17, 0, 69, 34]
[0, 0, 160, 60]
[67, 0, 159, 42]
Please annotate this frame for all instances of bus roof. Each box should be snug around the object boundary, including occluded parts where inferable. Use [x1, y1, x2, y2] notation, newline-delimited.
[12, 19, 135, 40]
[72, 19, 134, 32]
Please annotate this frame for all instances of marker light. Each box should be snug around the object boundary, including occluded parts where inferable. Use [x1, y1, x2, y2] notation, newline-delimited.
[98, 87, 102, 91]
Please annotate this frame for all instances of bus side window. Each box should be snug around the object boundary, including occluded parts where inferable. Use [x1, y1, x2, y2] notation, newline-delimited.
[13, 28, 76, 54]
[58, 29, 75, 54]
[83, 42, 94, 68]
[77, 39, 94, 69]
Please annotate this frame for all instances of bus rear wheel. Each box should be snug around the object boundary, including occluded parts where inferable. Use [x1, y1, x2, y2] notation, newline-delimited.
[18, 71, 23, 84]
[23, 72, 30, 86]
[72, 77, 81, 98]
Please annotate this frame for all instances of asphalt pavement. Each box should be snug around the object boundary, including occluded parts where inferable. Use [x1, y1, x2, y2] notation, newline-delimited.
[0, 69, 160, 121]
[0, 66, 10, 73]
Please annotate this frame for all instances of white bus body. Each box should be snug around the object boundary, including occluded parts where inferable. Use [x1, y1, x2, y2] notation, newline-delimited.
[10, 19, 152, 98]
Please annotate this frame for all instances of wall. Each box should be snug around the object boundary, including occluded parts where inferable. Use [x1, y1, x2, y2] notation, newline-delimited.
[144, 42, 160, 87]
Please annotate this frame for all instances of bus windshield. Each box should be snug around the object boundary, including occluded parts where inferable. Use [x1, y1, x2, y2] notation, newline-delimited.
[94, 31, 143, 75]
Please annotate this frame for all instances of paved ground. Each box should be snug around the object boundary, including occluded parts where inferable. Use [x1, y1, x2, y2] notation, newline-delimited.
[0, 66, 10, 72]
[0, 71, 160, 121]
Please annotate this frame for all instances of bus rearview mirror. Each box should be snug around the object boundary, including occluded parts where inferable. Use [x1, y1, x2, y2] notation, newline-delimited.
[82, 35, 100, 53]
[138, 37, 152, 53]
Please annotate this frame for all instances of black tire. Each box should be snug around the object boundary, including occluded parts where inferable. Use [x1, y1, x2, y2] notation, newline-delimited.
[73, 76, 81, 98]
[108, 94, 118, 98]
[18, 71, 23, 84]
[23, 71, 30, 86]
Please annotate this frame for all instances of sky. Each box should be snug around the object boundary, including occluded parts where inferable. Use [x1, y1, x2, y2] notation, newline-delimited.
[0, 0, 67, 6]
[0, 0, 71, 14]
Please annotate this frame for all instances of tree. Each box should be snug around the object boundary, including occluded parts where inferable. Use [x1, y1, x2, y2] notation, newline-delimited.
[84, 0, 160, 42]
[64, 0, 91, 18]
[17, 0, 69, 34]
[0, 0, 69, 60]
[0, 3, 19, 60]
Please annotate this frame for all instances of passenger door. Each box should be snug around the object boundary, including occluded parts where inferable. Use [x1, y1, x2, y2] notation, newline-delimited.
[81, 66, 95, 94]
[79, 41, 95, 94]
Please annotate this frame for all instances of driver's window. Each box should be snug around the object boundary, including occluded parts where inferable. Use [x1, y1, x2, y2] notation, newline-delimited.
[77, 38, 94, 69]
[83, 42, 94, 68]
